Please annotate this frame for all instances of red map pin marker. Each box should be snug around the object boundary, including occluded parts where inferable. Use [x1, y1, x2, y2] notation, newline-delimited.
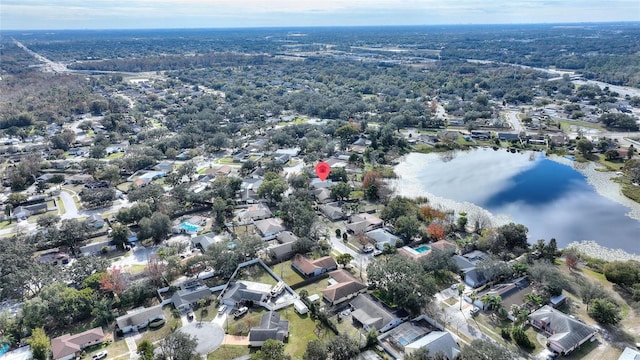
[315, 162, 331, 181]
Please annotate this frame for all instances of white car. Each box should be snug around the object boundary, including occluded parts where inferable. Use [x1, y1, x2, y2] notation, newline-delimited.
[362, 245, 375, 253]
[217, 305, 228, 315]
[91, 351, 107, 360]
[233, 306, 249, 318]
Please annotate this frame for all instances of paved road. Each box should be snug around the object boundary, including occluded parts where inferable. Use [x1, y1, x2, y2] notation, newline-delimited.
[504, 110, 524, 133]
[59, 190, 79, 219]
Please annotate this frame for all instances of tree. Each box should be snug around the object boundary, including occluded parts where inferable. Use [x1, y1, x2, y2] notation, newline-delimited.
[381, 196, 418, 225]
[91, 298, 115, 327]
[303, 339, 328, 360]
[36, 213, 60, 228]
[111, 223, 130, 250]
[137, 340, 155, 360]
[458, 284, 466, 310]
[588, 298, 621, 325]
[257, 174, 288, 205]
[605, 149, 621, 161]
[100, 268, 126, 296]
[405, 348, 448, 360]
[579, 280, 610, 311]
[523, 292, 544, 309]
[28, 327, 50, 360]
[336, 253, 354, 268]
[327, 336, 360, 360]
[156, 331, 198, 360]
[577, 139, 594, 157]
[367, 255, 437, 315]
[564, 247, 580, 270]
[139, 212, 171, 244]
[330, 182, 351, 201]
[250, 339, 291, 360]
[426, 222, 446, 241]
[460, 339, 515, 360]
[603, 260, 640, 288]
[511, 326, 535, 349]
[58, 219, 93, 255]
[395, 215, 421, 241]
[480, 294, 503, 320]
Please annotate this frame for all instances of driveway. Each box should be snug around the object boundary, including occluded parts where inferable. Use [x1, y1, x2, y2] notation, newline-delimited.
[59, 190, 79, 219]
[179, 322, 225, 355]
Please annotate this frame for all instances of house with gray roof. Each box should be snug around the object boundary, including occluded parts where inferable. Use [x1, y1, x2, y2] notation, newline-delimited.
[171, 287, 212, 312]
[236, 203, 273, 221]
[404, 331, 460, 359]
[365, 229, 400, 250]
[248, 311, 290, 347]
[619, 347, 640, 360]
[253, 218, 285, 240]
[529, 305, 597, 356]
[346, 213, 383, 234]
[191, 233, 217, 252]
[349, 294, 409, 333]
[319, 202, 345, 220]
[116, 305, 164, 334]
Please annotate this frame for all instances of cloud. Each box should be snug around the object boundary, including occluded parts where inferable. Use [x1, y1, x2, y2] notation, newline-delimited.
[1, 0, 638, 29]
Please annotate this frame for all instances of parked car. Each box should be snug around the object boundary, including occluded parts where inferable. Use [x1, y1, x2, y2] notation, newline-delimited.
[470, 307, 480, 317]
[218, 304, 228, 315]
[233, 306, 249, 319]
[187, 311, 194, 320]
[92, 351, 108, 360]
[372, 250, 383, 257]
[362, 245, 375, 253]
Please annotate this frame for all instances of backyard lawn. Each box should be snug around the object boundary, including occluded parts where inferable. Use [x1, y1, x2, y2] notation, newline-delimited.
[236, 264, 278, 286]
[280, 310, 333, 359]
[195, 299, 221, 322]
[270, 260, 304, 285]
[295, 278, 329, 299]
[207, 345, 252, 360]
[226, 308, 268, 336]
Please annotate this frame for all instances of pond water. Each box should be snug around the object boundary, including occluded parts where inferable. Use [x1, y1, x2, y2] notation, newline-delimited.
[394, 149, 640, 255]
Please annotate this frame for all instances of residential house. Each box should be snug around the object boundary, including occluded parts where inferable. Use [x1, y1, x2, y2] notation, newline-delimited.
[318, 202, 346, 221]
[292, 255, 338, 278]
[12, 203, 48, 220]
[51, 327, 104, 360]
[248, 311, 290, 347]
[267, 231, 299, 261]
[528, 305, 597, 356]
[171, 287, 212, 312]
[236, 203, 273, 221]
[86, 214, 105, 229]
[476, 276, 530, 311]
[67, 174, 94, 184]
[154, 161, 174, 173]
[191, 233, 217, 252]
[619, 347, 640, 360]
[345, 213, 384, 234]
[313, 188, 333, 203]
[452, 250, 491, 289]
[116, 305, 164, 334]
[254, 218, 285, 240]
[404, 331, 461, 360]
[322, 269, 368, 306]
[497, 133, 521, 142]
[429, 240, 457, 254]
[365, 229, 400, 250]
[221, 281, 269, 306]
[349, 294, 409, 333]
[38, 251, 70, 266]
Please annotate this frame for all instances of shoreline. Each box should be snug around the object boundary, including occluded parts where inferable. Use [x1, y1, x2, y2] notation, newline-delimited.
[393, 150, 640, 262]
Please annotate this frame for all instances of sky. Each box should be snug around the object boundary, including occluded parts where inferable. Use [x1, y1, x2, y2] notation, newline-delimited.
[1, 0, 639, 30]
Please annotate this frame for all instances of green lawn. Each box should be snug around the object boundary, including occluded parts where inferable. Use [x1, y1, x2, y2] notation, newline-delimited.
[207, 345, 252, 360]
[295, 278, 329, 300]
[281, 310, 332, 359]
[116, 182, 133, 193]
[0, 221, 13, 230]
[236, 265, 278, 286]
[106, 152, 125, 159]
[271, 261, 304, 286]
[216, 157, 236, 165]
[226, 308, 267, 336]
[195, 300, 221, 322]
[524, 326, 545, 355]
[83, 338, 129, 360]
[136, 306, 180, 345]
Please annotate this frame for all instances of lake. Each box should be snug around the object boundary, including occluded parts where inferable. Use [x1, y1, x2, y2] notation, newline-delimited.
[393, 149, 640, 255]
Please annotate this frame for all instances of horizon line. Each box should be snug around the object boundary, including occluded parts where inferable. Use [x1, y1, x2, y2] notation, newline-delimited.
[2, 20, 639, 32]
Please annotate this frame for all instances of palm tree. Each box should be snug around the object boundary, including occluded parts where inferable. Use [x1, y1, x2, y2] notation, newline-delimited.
[458, 284, 466, 310]
[481, 294, 503, 321]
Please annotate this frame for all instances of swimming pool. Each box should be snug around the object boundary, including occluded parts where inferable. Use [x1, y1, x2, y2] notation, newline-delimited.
[415, 245, 431, 253]
[179, 222, 199, 232]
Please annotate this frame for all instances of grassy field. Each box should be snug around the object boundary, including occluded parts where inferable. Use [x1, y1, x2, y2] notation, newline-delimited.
[207, 345, 252, 360]
[558, 119, 604, 131]
[106, 152, 125, 159]
[271, 260, 305, 285]
[83, 338, 130, 360]
[195, 300, 221, 322]
[295, 278, 329, 299]
[226, 308, 267, 336]
[281, 310, 332, 359]
[236, 264, 278, 286]
[0, 220, 14, 230]
[216, 157, 236, 165]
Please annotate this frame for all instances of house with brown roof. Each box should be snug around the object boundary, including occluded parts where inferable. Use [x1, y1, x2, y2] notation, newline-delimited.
[51, 327, 104, 360]
[322, 269, 368, 306]
[429, 240, 457, 254]
[292, 255, 338, 278]
[345, 213, 383, 234]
